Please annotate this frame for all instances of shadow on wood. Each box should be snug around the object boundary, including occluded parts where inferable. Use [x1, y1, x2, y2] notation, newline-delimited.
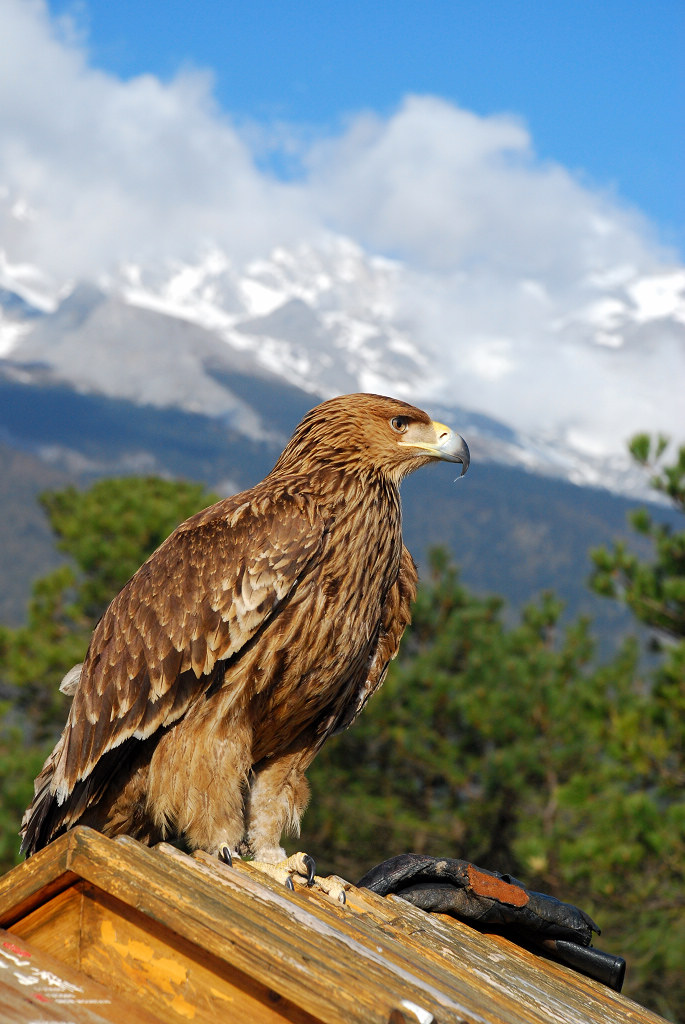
[0, 828, 669, 1024]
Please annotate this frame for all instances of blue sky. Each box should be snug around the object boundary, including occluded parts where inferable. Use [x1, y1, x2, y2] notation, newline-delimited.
[49, 0, 684, 255]
[1, 0, 684, 455]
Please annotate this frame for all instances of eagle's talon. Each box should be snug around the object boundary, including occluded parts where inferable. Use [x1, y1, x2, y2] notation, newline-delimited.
[303, 853, 316, 885]
[218, 845, 233, 866]
[312, 873, 348, 904]
[246, 851, 347, 901]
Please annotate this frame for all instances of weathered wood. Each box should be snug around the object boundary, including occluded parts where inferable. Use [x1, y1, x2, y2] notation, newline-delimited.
[79, 885, 319, 1024]
[0, 828, 670, 1024]
[11, 880, 319, 1024]
[97, 836, 448, 1024]
[152, 843, 471, 1023]
[10, 885, 83, 969]
[328, 879, 664, 1024]
[350, 882, 663, 1024]
[192, 850, 497, 1022]
[383, 895, 659, 1024]
[195, 850, 666, 1024]
[0, 836, 77, 929]
[6, 831, 424, 1024]
[0, 928, 158, 1024]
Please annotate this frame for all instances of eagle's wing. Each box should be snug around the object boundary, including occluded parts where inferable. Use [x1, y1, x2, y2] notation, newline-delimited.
[331, 544, 417, 735]
[51, 489, 325, 802]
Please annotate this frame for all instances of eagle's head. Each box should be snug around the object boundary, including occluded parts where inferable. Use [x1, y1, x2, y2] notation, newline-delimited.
[274, 393, 470, 485]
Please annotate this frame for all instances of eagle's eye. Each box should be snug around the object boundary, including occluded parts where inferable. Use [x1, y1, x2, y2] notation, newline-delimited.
[390, 416, 410, 434]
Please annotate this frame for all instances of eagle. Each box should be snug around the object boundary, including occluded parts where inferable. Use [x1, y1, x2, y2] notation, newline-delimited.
[21, 394, 469, 887]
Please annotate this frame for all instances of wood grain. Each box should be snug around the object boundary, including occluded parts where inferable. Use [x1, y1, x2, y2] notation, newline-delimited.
[0, 828, 670, 1024]
[10, 884, 82, 968]
[0, 927, 158, 1024]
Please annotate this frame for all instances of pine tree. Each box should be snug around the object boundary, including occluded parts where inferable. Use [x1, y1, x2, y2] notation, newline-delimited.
[0, 477, 216, 868]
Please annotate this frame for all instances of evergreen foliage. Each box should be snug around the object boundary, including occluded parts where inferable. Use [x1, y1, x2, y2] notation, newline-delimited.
[0, 451, 682, 1019]
[304, 552, 683, 1017]
[0, 477, 217, 864]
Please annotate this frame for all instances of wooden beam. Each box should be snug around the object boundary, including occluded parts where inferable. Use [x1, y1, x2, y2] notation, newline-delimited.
[0, 927, 158, 1024]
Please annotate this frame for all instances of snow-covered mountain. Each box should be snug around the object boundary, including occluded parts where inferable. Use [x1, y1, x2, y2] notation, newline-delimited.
[3, 236, 683, 635]
[1, 236, 684, 499]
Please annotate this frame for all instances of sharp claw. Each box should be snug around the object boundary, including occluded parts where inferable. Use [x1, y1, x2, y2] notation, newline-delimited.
[302, 853, 316, 886]
[218, 845, 233, 866]
[285, 876, 295, 891]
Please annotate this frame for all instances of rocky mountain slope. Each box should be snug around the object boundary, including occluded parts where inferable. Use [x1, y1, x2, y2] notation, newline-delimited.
[2, 237, 683, 496]
[0, 238, 681, 635]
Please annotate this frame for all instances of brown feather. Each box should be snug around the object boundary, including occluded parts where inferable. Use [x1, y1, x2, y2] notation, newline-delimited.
[21, 393, 466, 859]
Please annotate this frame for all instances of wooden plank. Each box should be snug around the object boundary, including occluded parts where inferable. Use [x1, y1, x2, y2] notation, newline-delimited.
[193, 851, 597, 1024]
[0, 834, 78, 929]
[340, 882, 667, 1024]
[10, 884, 83, 969]
[198, 851, 589, 1024]
[193, 851, 504, 1023]
[144, 842, 474, 1024]
[10, 880, 320, 1024]
[348, 884, 665, 1024]
[78, 885, 320, 1024]
[381, 894, 666, 1024]
[63, 831, 371, 1023]
[105, 835, 455, 1024]
[0, 928, 159, 1024]
[0, 829, 668, 1024]
[223, 854, 666, 1024]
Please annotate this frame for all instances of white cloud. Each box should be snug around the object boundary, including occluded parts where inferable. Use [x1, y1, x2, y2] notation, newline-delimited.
[300, 98, 684, 446]
[0, 1, 670, 284]
[0, 0, 315, 277]
[305, 95, 671, 290]
[0, 0, 683, 454]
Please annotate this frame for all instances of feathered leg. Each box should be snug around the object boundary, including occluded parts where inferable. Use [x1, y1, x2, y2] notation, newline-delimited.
[245, 751, 346, 902]
[145, 698, 252, 858]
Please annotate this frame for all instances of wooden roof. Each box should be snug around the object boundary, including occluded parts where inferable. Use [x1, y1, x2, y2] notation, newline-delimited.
[0, 827, 667, 1024]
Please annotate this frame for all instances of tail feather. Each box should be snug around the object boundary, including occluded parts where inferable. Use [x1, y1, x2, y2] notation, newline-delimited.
[20, 752, 65, 856]
[21, 735, 143, 856]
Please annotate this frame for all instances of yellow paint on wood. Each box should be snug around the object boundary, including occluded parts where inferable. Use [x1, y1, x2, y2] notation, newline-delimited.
[170, 992, 197, 1020]
[78, 885, 320, 1024]
[100, 919, 188, 989]
[99, 918, 195, 1018]
[209, 986, 235, 1003]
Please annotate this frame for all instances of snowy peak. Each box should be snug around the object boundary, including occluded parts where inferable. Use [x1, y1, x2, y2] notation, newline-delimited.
[0, 250, 65, 314]
[114, 238, 428, 399]
[559, 267, 685, 349]
[1, 235, 684, 501]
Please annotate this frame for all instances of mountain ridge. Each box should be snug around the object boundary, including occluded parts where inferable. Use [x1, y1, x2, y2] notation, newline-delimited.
[2, 236, 683, 500]
[0, 367, 675, 655]
[0, 236, 681, 637]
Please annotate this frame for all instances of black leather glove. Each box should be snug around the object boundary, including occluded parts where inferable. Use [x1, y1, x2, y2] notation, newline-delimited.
[358, 853, 625, 991]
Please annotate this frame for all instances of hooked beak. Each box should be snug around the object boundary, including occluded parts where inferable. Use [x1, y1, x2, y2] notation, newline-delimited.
[400, 421, 470, 477]
[431, 421, 470, 476]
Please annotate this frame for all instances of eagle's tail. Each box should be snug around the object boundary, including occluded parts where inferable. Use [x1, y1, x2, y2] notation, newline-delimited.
[20, 748, 67, 856]
[20, 734, 142, 856]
